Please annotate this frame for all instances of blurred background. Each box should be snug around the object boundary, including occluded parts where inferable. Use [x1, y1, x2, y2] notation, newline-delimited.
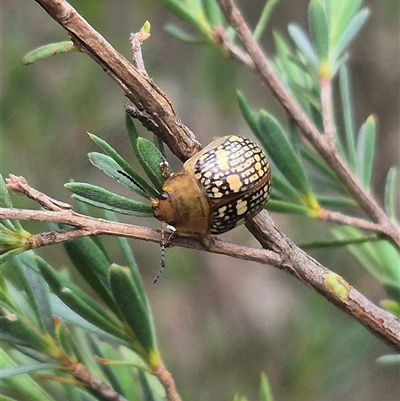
[1, 1, 399, 400]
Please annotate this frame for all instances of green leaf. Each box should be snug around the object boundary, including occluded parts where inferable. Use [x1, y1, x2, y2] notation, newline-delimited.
[288, 24, 318, 67]
[89, 133, 159, 199]
[316, 196, 357, 209]
[376, 354, 400, 365]
[328, 0, 363, 45]
[0, 349, 54, 401]
[356, 115, 376, 190]
[37, 257, 128, 340]
[63, 237, 119, 316]
[260, 372, 274, 401]
[270, 174, 303, 203]
[382, 280, 400, 304]
[0, 362, 60, 378]
[0, 394, 19, 401]
[164, 24, 207, 44]
[50, 296, 129, 347]
[253, 0, 279, 42]
[266, 200, 311, 216]
[109, 264, 158, 361]
[203, 0, 223, 28]
[339, 64, 357, 171]
[136, 137, 169, 193]
[139, 370, 158, 401]
[116, 237, 148, 309]
[0, 249, 26, 265]
[309, 0, 329, 63]
[158, 0, 212, 37]
[380, 300, 400, 318]
[384, 167, 398, 220]
[0, 302, 50, 352]
[237, 91, 259, 135]
[89, 152, 151, 199]
[0, 175, 22, 232]
[300, 236, 381, 250]
[332, 9, 370, 64]
[65, 182, 154, 217]
[55, 320, 76, 358]
[22, 41, 76, 65]
[257, 111, 317, 207]
[15, 259, 55, 339]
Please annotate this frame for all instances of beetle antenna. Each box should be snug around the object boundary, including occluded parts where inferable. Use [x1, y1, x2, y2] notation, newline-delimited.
[153, 226, 166, 284]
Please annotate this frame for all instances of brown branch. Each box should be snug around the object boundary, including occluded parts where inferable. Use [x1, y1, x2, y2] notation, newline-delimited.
[317, 209, 393, 236]
[2, 174, 400, 351]
[153, 363, 182, 401]
[0, 207, 281, 266]
[320, 76, 336, 145]
[3, 205, 400, 350]
[33, 0, 201, 162]
[216, 0, 400, 249]
[24, 0, 400, 351]
[62, 360, 128, 401]
[245, 213, 400, 351]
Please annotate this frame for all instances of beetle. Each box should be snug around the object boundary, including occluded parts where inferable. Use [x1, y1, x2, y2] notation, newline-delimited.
[152, 135, 272, 236]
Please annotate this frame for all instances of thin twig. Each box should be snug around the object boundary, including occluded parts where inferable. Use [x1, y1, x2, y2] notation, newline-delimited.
[33, 0, 201, 162]
[129, 23, 150, 76]
[317, 209, 392, 237]
[320, 76, 336, 144]
[216, 0, 400, 248]
[0, 206, 281, 266]
[153, 363, 182, 401]
[63, 360, 129, 401]
[2, 175, 400, 351]
[2, 208, 400, 351]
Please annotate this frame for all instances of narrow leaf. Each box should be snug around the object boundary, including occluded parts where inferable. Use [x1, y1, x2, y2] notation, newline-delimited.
[266, 200, 311, 215]
[253, 0, 279, 41]
[136, 137, 168, 193]
[50, 296, 129, 347]
[288, 24, 318, 67]
[16, 260, 55, 339]
[384, 167, 398, 219]
[164, 24, 206, 44]
[309, 0, 329, 62]
[37, 257, 127, 340]
[339, 64, 357, 171]
[383, 280, 400, 304]
[89, 152, 153, 199]
[0, 349, 54, 401]
[270, 174, 303, 203]
[332, 9, 370, 63]
[116, 236, 148, 309]
[0, 363, 60, 378]
[376, 354, 400, 365]
[356, 115, 376, 189]
[63, 237, 119, 316]
[89, 133, 159, 199]
[0, 175, 21, 231]
[203, 0, 223, 28]
[328, 0, 363, 45]
[65, 182, 153, 217]
[260, 372, 274, 401]
[109, 264, 157, 358]
[237, 92, 260, 135]
[0, 303, 50, 352]
[22, 41, 76, 65]
[257, 111, 317, 206]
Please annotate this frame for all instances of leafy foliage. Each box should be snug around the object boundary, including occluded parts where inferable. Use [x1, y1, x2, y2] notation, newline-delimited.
[1, 0, 399, 400]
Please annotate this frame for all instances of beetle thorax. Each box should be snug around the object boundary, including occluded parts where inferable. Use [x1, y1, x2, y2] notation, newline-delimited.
[152, 171, 210, 236]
